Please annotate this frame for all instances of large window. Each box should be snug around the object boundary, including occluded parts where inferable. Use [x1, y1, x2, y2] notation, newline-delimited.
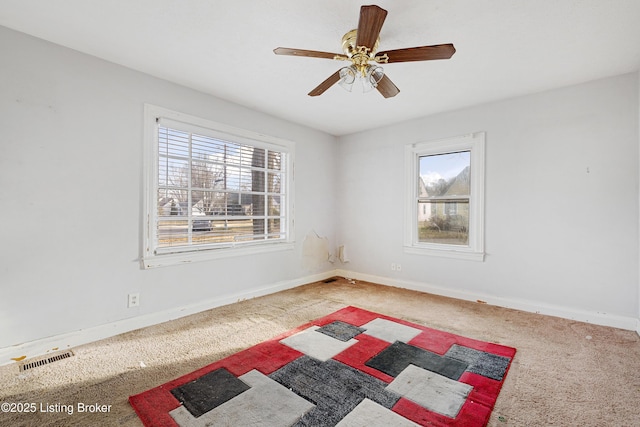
[405, 132, 485, 261]
[142, 105, 294, 268]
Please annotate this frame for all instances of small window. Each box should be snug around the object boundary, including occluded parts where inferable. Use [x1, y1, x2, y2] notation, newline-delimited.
[405, 133, 485, 261]
[142, 105, 295, 268]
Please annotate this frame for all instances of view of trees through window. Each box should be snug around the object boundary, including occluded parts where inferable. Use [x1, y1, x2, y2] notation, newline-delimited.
[418, 151, 470, 245]
[156, 127, 286, 250]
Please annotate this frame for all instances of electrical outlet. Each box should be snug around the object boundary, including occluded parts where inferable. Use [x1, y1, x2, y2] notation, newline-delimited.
[391, 263, 396, 271]
[396, 264, 402, 272]
[128, 293, 140, 308]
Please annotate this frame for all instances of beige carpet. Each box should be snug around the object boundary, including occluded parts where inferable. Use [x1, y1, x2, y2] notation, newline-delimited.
[1, 277, 639, 426]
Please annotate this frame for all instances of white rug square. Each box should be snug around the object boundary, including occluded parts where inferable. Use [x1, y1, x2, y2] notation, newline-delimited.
[280, 325, 358, 361]
[336, 398, 421, 427]
[361, 318, 422, 343]
[386, 364, 472, 418]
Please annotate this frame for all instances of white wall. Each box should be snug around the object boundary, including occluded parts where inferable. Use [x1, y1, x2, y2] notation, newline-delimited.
[0, 26, 337, 356]
[336, 72, 639, 325]
[1, 25, 638, 363]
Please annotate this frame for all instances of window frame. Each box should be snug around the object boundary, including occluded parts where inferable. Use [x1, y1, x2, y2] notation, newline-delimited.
[142, 104, 295, 269]
[404, 132, 485, 261]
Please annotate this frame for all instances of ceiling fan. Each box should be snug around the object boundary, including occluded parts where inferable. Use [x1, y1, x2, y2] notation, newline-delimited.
[274, 4, 456, 98]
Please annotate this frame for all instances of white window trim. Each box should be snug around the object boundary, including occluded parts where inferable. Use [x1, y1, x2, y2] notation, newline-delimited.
[404, 132, 485, 261]
[141, 104, 295, 269]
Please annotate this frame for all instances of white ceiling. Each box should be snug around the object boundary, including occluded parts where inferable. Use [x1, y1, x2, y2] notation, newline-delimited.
[1, 0, 639, 136]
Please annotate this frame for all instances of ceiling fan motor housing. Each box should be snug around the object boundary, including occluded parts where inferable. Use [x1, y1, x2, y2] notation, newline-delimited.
[341, 29, 379, 56]
[341, 29, 383, 76]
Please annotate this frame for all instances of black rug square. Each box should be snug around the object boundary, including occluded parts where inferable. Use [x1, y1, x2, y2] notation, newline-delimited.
[170, 368, 250, 417]
[316, 321, 366, 342]
[365, 341, 468, 380]
[270, 355, 400, 426]
[445, 344, 511, 381]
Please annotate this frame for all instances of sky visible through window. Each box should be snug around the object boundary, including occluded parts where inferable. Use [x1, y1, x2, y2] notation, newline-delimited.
[420, 151, 470, 185]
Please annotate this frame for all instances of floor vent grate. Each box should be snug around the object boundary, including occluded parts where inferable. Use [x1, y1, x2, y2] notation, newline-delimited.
[19, 350, 74, 372]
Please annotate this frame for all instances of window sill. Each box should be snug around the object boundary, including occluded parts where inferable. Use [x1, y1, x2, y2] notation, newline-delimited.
[142, 242, 295, 269]
[404, 245, 485, 262]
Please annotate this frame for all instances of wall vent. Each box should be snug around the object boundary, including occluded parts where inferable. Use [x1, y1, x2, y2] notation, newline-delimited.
[19, 350, 74, 372]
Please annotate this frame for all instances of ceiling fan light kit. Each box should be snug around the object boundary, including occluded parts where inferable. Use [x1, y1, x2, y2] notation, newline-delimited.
[274, 4, 456, 98]
[338, 64, 384, 93]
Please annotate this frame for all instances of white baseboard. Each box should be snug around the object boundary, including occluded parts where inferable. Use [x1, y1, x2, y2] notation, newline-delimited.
[336, 269, 640, 332]
[0, 271, 335, 367]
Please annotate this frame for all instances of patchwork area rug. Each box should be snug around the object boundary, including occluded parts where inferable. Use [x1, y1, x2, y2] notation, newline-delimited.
[129, 306, 516, 426]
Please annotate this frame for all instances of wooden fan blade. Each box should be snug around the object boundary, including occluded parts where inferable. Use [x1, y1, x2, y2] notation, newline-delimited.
[376, 74, 400, 98]
[377, 44, 456, 63]
[274, 47, 347, 60]
[356, 5, 388, 51]
[308, 70, 341, 96]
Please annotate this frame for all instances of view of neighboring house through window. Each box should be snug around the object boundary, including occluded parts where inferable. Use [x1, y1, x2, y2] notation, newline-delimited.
[143, 105, 294, 268]
[405, 132, 485, 261]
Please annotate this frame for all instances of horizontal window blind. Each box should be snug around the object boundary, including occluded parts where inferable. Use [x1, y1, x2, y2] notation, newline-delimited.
[155, 123, 287, 254]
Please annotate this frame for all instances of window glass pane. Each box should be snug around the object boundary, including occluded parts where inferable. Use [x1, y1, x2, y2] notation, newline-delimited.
[220, 165, 242, 191]
[250, 147, 266, 169]
[158, 219, 189, 248]
[238, 168, 254, 190]
[268, 195, 282, 216]
[239, 145, 256, 167]
[268, 172, 282, 193]
[189, 190, 223, 216]
[216, 193, 247, 216]
[157, 189, 188, 216]
[247, 195, 265, 217]
[268, 218, 282, 236]
[268, 151, 282, 170]
[247, 218, 265, 240]
[191, 160, 223, 190]
[223, 142, 243, 166]
[251, 170, 265, 192]
[191, 134, 223, 160]
[417, 200, 469, 245]
[419, 151, 470, 197]
[159, 157, 189, 188]
[159, 127, 189, 158]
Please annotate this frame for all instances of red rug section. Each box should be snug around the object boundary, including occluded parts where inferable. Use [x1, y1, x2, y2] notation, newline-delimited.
[129, 306, 516, 427]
